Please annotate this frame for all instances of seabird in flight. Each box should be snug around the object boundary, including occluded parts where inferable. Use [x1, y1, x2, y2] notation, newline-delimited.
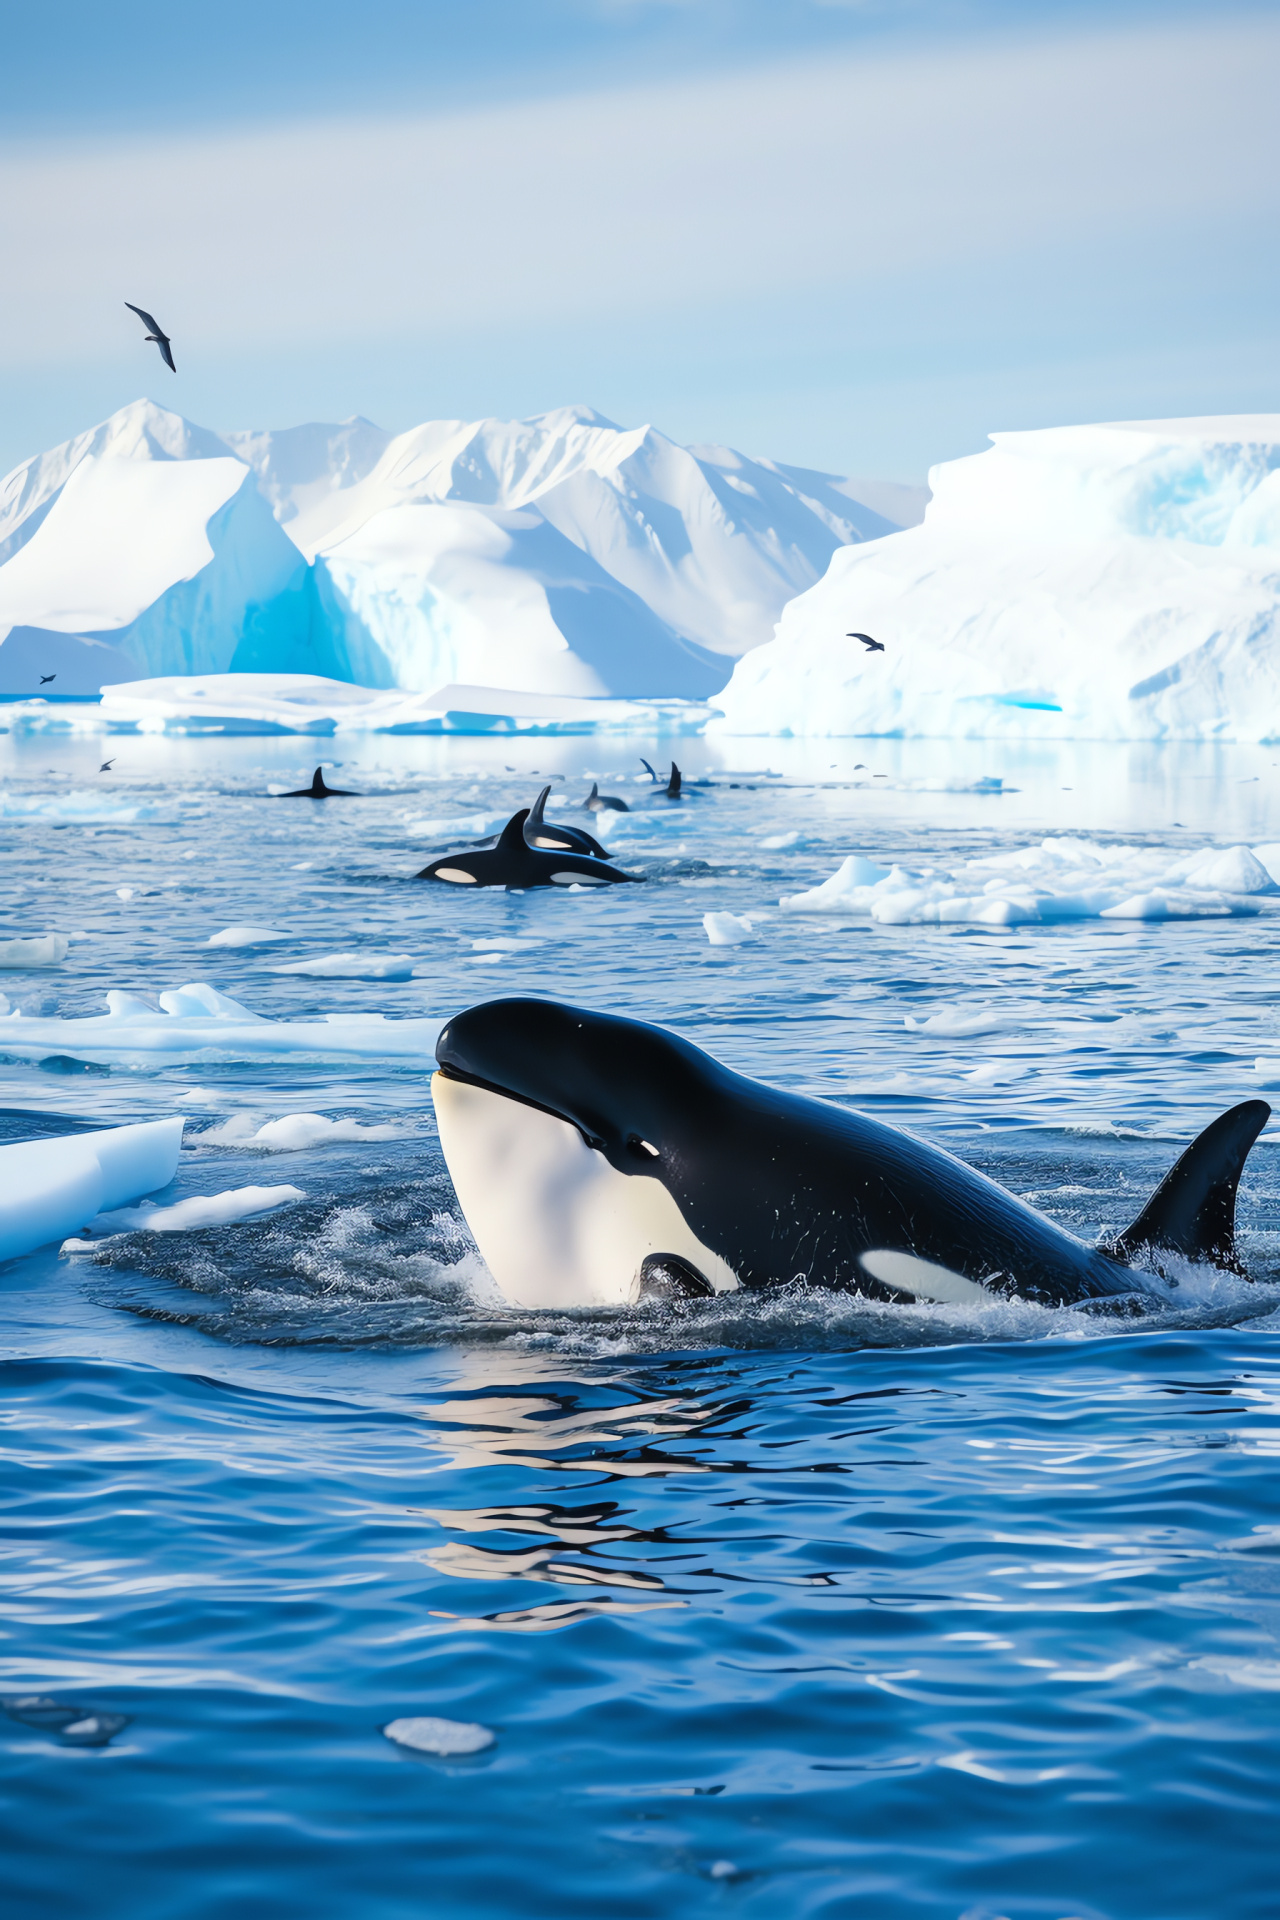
[39, 673, 56, 684]
[848, 632, 885, 652]
[125, 303, 176, 372]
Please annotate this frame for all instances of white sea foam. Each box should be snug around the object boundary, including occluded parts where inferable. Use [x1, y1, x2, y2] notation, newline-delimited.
[780, 838, 1277, 925]
[268, 953, 415, 980]
[0, 789, 164, 823]
[402, 812, 506, 839]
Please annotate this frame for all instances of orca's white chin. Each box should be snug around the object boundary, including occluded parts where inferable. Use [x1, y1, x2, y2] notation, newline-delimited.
[431, 1071, 740, 1310]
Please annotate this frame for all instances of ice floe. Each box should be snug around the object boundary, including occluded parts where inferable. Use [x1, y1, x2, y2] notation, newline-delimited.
[780, 838, 1277, 925]
[0, 788, 165, 823]
[0, 1117, 183, 1262]
[382, 1716, 495, 1757]
[268, 953, 415, 981]
[196, 1113, 399, 1149]
[0, 982, 442, 1066]
[703, 911, 757, 946]
[0, 935, 68, 968]
[207, 926, 292, 947]
[77, 1183, 305, 1237]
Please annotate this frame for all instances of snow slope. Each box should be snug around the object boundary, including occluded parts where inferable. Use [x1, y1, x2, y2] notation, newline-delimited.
[712, 416, 1280, 740]
[0, 400, 907, 703]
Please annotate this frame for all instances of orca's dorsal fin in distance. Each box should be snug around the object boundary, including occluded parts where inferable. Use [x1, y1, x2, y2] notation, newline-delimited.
[666, 763, 682, 798]
[641, 758, 657, 782]
[497, 807, 531, 853]
[1111, 1099, 1271, 1273]
[311, 768, 326, 794]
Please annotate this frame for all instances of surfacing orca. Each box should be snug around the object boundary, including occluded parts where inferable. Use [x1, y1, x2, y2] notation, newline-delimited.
[416, 811, 640, 889]
[432, 998, 1271, 1311]
[582, 782, 628, 814]
[524, 785, 613, 859]
[279, 767, 359, 798]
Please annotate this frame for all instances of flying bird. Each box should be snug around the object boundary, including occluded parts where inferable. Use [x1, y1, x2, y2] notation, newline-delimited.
[99, 759, 115, 773]
[39, 673, 56, 684]
[848, 632, 885, 652]
[125, 303, 176, 372]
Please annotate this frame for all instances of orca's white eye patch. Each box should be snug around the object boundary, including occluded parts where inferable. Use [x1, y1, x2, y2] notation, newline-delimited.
[434, 867, 478, 884]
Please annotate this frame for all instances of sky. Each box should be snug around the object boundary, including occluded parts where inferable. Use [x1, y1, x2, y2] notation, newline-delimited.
[2, 0, 1278, 484]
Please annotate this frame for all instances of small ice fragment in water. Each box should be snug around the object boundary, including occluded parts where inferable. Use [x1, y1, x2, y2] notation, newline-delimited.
[383, 1716, 495, 1756]
[704, 911, 754, 946]
[0, 934, 69, 968]
[207, 926, 292, 947]
[709, 1861, 738, 1880]
[116, 886, 135, 900]
[759, 831, 800, 850]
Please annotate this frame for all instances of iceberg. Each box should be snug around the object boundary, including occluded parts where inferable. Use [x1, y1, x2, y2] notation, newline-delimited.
[712, 415, 1280, 740]
[0, 1117, 183, 1262]
[1, 399, 915, 706]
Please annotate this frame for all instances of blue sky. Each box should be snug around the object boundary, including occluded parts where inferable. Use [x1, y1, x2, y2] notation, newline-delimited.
[2, 0, 1277, 481]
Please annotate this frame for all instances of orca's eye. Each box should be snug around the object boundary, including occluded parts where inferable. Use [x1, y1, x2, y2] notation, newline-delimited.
[627, 1135, 660, 1160]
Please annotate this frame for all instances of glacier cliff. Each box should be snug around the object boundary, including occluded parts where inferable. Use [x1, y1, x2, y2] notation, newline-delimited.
[711, 416, 1280, 741]
[0, 399, 910, 702]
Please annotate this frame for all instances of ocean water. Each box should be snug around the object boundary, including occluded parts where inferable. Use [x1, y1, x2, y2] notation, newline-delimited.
[2, 728, 1280, 1920]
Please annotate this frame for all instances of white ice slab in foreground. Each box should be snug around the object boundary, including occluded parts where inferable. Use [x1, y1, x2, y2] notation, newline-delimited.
[0, 981, 441, 1066]
[268, 954, 415, 981]
[779, 839, 1277, 926]
[86, 1184, 304, 1235]
[0, 1117, 183, 1262]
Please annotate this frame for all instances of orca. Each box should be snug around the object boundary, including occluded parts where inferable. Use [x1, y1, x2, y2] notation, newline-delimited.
[432, 998, 1271, 1312]
[416, 812, 641, 890]
[524, 785, 613, 859]
[583, 782, 629, 814]
[279, 767, 359, 798]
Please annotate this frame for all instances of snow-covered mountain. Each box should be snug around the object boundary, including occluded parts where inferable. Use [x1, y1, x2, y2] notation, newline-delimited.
[0, 399, 917, 700]
[712, 416, 1280, 741]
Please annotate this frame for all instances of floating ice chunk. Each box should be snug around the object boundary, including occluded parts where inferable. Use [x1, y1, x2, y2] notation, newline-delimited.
[383, 1716, 495, 1757]
[199, 1113, 399, 1150]
[116, 886, 135, 900]
[704, 912, 755, 946]
[0, 981, 441, 1065]
[207, 926, 292, 946]
[85, 1183, 304, 1235]
[402, 812, 504, 839]
[0, 789, 160, 823]
[0, 934, 68, 968]
[269, 953, 415, 980]
[0, 1117, 183, 1262]
[472, 937, 542, 951]
[782, 838, 1269, 924]
[759, 830, 801, 850]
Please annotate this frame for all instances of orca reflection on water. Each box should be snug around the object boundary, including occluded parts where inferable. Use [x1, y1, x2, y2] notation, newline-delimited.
[432, 998, 1271, 1311]
[417, 811, 640, 889]
[279, 767, 359, 798]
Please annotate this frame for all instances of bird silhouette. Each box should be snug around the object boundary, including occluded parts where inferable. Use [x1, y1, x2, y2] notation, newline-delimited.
[99, 759, 115, 773]
[39, 673, 56, 684]
[125, 303, 176, 372]
[848, 632, 885, 652]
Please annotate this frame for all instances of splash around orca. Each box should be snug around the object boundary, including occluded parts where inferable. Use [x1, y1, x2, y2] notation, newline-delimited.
[278, 767, 359, 798]
[416, 811, 640, 889]
[432, 997, 1271, 1311]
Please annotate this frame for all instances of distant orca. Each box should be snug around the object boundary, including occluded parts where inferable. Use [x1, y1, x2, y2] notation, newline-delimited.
[583, 782, 629, 814]
[279, 767, 359, 798]
[417, 811, 640, 889]
[651, 762, 683, 801]
[524, 785, 613, 859]
[432, 998, 1271, 1311]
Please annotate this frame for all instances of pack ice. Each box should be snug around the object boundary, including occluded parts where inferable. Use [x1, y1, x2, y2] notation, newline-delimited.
[712, 415, 1280, 740]
[0, 399, 916, 703]
[779, 839, 1280, 925]
[0, 1117, 183, 1262]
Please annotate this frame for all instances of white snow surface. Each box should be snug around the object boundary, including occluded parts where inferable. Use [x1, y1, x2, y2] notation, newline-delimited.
[0, 981, 442, 1065]
[1, 399, 909, 704]
[779, 838, 1279, 926]
[0, 1117, 183, 1262]
[713, 415, 1280, 740]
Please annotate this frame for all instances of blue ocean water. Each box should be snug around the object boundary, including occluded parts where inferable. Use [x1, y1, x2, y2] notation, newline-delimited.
[2, 728, 1280, 1920]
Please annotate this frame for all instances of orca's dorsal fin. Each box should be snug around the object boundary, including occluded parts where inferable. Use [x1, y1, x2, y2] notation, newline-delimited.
[497, 807, 531, 853]
[666, 763, 682, 798]
[1111, 1099, 1271, 1273]
[641, 758, 657, 782]
[311, 768, 326, 794]
[525, 785, 552, 842]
